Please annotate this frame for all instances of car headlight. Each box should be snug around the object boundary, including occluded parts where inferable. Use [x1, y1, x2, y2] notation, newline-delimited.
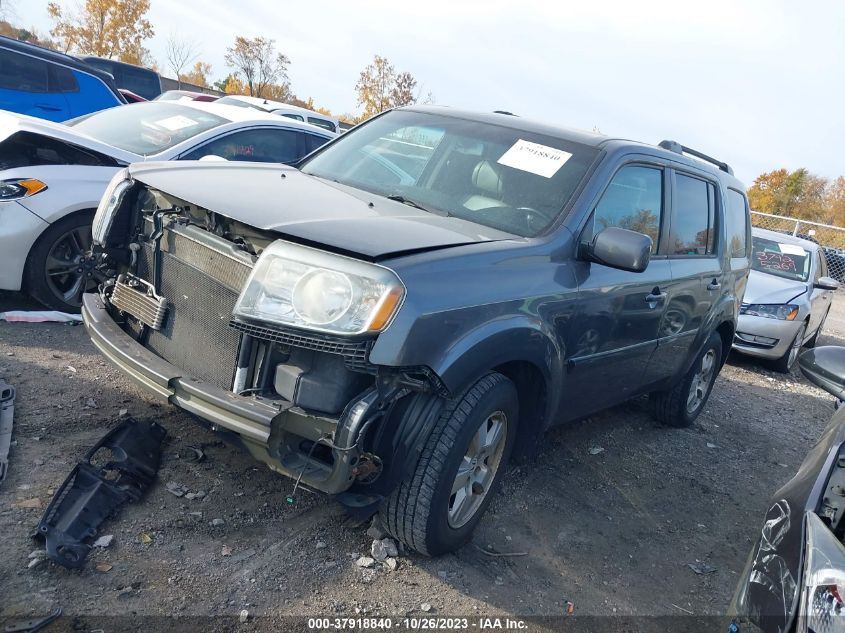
[92, 169, 132, 245]
[741, 304, 800, 320]
[798, 512, 845, 632]
[0, 178, 47, 201]
[233, 241, 405, 335]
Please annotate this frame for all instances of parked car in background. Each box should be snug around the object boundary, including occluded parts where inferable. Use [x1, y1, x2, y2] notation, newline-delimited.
[82, 106, 749, 556]
[215, 94, 340, 134]
[733, 228, 838, 372]
[80, 56, 162, 101]
[0, 36, 124, 121]
[155, 90, 219, 103]
[0, 101, 335, 311]
[118, 88, 146, 103]
[734, 346, 845, 633]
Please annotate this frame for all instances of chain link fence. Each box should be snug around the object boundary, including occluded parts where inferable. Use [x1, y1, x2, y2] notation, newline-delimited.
[751, 211, 845, 283]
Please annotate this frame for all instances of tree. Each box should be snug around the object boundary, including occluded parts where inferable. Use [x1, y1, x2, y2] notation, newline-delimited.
[224, 36, 290, 98]
[748, 168, 827, 221]
[355, 54, 422, 118]
[165, 33, 198, 87]
[826, 177, 845, 226]
[47, 0, 154, 63]
[181, 61, 212, 88]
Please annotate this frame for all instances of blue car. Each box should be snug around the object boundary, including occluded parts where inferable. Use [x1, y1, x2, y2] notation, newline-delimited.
[0, 36, 124, 122]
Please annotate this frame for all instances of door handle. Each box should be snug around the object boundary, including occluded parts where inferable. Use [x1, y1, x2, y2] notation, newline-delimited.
[645, 291, 667, 303]
[35, 103, 62, 111]
[707, 279, 721, 291]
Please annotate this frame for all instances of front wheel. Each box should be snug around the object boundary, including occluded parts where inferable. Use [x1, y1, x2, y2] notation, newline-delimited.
[651, 331, 723, 427]
[773, 323, 807, 373]
[380, 372, 518, 556]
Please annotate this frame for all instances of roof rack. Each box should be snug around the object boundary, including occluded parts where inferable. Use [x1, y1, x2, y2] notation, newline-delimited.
[658, 140, 733, 176]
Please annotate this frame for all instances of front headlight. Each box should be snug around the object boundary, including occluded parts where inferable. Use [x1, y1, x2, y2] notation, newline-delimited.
[92, 169, 132, 245]
[741, 304, 800, 320]
[0, 178, 47, 201]
[798, 512, 845, 632]
[233, 241, 405, 335]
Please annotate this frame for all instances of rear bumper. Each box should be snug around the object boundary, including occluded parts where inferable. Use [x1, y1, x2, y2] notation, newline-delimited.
[81, 293, 361, 494]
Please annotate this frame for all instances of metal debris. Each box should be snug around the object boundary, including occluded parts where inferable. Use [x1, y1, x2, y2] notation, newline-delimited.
[0, 379, 15, 483]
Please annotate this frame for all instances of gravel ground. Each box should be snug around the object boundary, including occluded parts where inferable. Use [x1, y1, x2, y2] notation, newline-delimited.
[1, 290, 843, 631]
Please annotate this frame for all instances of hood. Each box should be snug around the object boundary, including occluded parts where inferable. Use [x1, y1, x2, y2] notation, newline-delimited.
[0, 110, 139, 164]
[127, 161, 516, 260]
[743, 269, 808, 305]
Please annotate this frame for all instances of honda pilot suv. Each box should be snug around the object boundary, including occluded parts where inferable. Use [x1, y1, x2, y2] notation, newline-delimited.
[83, 106, 750, 555]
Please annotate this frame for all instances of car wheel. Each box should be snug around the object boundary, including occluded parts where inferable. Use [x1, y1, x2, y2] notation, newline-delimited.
[25, 212, 102, 313]
[805, 310, 830, 349]
[651, 331, 723, 427]
[380, 372, 518, 556]
[773, 323, 807, 373]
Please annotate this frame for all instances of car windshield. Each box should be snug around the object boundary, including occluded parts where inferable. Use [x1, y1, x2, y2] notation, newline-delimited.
[66, 102, 229, 155]
[300, 110, 599, 237]
[751, 236, 811, 282]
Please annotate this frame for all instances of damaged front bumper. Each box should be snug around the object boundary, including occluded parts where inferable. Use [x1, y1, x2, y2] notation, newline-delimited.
[82, 292, 371, 495]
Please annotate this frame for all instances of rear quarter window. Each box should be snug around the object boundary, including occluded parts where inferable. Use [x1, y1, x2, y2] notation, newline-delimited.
[726, 188, 750, 258]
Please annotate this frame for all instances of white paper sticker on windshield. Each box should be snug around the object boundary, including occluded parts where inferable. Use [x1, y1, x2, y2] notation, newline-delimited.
[155, 115, 198, 131]
[497, 139, 572, 178]
[779, 243, 807, 256]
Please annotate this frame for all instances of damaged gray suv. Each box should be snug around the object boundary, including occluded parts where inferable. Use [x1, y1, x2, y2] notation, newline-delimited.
[83, 106, 750, 555]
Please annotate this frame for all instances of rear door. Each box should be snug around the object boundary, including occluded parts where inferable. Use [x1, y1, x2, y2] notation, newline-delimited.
[647, 169, 722, 380]
[564, 162, 673, 419]
[0, 48, 68, 121]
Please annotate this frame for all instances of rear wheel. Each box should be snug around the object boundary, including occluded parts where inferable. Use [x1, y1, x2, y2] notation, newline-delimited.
[651, 332, 723, 427]
[773, 323, 807, 373]
[25, 211, 102, 312]
[380, 372, 518, 556]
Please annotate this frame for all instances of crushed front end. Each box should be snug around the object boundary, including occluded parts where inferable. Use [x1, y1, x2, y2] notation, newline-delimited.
[83, 168, 439, 500]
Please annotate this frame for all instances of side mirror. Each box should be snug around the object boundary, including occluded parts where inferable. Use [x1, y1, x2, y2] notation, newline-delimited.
[816, 276, 840, 291]
[584, 226, 652, 273]
[799, 347, 845, 399]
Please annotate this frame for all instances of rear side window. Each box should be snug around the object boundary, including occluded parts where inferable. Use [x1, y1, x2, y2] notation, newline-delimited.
[0, 49, 49, 93]
[181, 128, 303, 163]
[671, 173, 716, 256]
[307, 117, 336, 133]
[304, 134, 330, 153]
[281, 113, 305, 121]
[726, 188, 750, 258]
[593, 165, 663, 253]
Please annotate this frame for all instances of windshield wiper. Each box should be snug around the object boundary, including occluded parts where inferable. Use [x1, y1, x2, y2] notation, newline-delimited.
[385, 194, 449, 217]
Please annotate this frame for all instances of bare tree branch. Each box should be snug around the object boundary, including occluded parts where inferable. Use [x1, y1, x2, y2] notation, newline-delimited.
[165, 32, 198, 87]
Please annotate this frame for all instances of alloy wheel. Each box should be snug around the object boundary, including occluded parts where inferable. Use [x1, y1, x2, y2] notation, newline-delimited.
[447, 410, 508, 529]
[687, 349, 716, 414]
[43, 226, 101, 308]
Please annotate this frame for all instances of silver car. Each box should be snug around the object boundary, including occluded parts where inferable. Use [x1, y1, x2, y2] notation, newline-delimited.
[732, 228, 839, 371]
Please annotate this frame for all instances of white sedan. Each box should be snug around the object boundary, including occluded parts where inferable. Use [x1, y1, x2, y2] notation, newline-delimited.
[0, 101, 335, 311]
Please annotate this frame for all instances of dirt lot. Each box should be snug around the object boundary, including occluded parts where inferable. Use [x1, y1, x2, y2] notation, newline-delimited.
[1, 290, 843, 632]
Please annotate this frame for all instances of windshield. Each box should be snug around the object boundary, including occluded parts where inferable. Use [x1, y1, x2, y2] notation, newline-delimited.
[67, 102, 229, 155]
[300, 110, 599, 237]
[751, 236, 811, 282]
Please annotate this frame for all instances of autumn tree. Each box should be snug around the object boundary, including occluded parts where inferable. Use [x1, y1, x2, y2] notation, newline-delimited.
[180, 61, 212, 88]
[224, 36, 291, 99]
[47, 0, 154, 64]
[355, 55, 422, 119]
[165, 33, 198, 86]
[826, 177, 845, 226]
[748, 168, 828, 221]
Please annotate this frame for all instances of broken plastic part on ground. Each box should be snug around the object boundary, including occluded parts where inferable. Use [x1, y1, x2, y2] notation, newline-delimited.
[0, 311, 83, 323]
[32, 417, 166, 569]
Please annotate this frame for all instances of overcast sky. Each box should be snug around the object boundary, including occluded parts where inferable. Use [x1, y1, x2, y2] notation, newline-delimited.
[19, 0, 845, 185]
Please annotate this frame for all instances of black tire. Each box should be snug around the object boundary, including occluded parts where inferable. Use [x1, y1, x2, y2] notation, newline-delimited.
[25, 211, 96, 312]
[380, 372, 518, 556]
[806, 310, 829, 349]
[772, 323, 807, 373]
[651, 331, 723, 427]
